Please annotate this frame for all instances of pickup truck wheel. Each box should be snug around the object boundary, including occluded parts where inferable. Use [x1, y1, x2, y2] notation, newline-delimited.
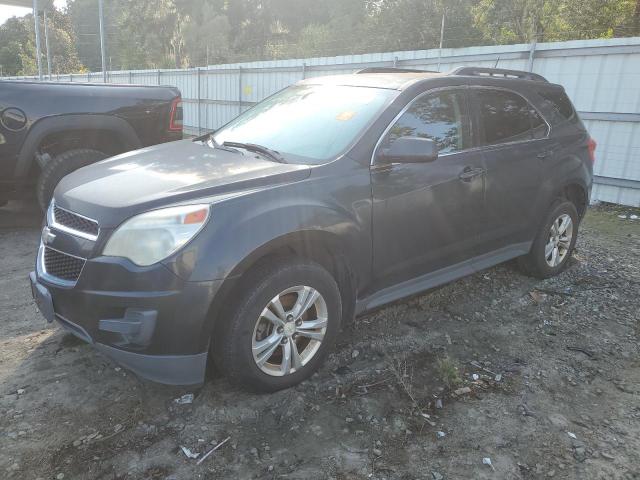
[214, 258, 342, 392]
[36, 148, 108, 211]
[518, 200, 579, 279]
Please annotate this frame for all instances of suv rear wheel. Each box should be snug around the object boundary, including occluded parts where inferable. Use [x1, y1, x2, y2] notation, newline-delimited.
[36, 148, 108, 211]
[214, 258, 342, 392]
[519, 200, 579, 279]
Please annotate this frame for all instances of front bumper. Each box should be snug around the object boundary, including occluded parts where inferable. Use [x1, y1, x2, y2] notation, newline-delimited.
[31, 247, 222, 385]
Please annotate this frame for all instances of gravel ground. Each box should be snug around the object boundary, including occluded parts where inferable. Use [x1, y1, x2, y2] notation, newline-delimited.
[0, 200, 638, 480]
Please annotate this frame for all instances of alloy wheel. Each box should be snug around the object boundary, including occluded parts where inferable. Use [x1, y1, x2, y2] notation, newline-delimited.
[544, 213, 573, 267]
[251, 285, 328, 376]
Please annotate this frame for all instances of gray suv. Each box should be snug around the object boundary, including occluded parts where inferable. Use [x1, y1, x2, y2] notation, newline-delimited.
[30, 67, 595, 392]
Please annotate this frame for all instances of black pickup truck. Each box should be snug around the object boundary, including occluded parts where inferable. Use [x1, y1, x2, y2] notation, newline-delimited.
[0, 81, 183, 209]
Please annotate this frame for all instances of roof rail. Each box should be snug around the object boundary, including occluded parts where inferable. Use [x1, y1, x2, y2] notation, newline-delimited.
[450, 67, 548, 82]
[356, 67, 438, 74]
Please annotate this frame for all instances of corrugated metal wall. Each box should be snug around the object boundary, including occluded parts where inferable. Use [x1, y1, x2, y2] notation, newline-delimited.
[8, 37, 640, 206]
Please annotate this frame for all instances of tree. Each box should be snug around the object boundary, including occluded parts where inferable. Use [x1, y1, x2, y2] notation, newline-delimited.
[274, 0, 371, 58]
[472, 0, 636, 44]
[0, 9, 84, 77]
[0, 17, 36, 76]
[181, 2, 231, 66]
[3, 0, 638, 76]
[44, 9, 85, 75]
[67, 0, 117, 71]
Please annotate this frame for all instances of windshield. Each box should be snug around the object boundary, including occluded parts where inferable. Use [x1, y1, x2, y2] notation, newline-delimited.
[213, 84, 396, 164]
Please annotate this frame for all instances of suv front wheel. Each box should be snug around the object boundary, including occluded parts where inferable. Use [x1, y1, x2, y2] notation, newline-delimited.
[519, 199, 579, 279]
[214, 258, 342, 392]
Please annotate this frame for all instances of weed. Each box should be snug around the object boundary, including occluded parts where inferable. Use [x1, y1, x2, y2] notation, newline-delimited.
[437, 357, 462, 389]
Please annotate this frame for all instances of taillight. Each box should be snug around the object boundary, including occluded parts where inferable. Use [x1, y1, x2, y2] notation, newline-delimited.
[587, 137, 596, 164]
[169, 97, 183, 132]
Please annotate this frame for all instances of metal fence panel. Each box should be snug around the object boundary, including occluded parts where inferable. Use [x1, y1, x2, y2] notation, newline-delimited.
[5, 37, 640, 206]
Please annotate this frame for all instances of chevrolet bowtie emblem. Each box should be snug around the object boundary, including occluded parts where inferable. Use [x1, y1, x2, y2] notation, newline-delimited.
[42, 226, 56, 245]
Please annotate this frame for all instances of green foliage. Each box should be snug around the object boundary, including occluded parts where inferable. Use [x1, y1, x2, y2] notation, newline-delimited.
[436, 356, 462, 389]
[67, 0, 115, 71]
[113, 0, 182, 69]
[0, 12, 84, 76]
[0, 0, 637, 76]
[473, 0, 637, 43]
[45, 9, 85, 74]
[0, 17, 35, 76]
[182, 2, 231, 66]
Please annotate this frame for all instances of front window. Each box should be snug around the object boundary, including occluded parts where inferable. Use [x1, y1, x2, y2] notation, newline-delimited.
[213, 84, 396, 164]
[379, 90, 470, 155]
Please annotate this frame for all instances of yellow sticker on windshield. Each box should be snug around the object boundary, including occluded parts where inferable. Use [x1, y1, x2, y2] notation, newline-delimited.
[336, 111, 356, 121]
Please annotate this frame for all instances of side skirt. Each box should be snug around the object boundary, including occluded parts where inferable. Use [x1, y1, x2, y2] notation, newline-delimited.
[355, 242, 532, 315]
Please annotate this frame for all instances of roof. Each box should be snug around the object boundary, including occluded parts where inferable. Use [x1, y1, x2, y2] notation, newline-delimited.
[298, 66, 552, 91]
[299, 71, 445, 90]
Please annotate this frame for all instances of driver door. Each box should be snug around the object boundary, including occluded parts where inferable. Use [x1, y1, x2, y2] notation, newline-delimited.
[370, 88, 487, 291]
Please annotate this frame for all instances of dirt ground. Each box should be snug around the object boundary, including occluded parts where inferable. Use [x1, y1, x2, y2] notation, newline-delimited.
[0, 200, 638, 480]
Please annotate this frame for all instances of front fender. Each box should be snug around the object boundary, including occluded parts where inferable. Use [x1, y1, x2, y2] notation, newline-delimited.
[166, 161, 372, 287]
[191, 195, 367, 283]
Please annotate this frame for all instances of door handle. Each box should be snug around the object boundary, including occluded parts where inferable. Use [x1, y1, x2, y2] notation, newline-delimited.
[458, 166, 485, 181]
[537, 150, 554, 159]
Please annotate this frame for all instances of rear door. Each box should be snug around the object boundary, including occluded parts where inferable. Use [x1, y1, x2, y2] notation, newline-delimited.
[470, 87, 553, 253]
[370, 87, 486, 290]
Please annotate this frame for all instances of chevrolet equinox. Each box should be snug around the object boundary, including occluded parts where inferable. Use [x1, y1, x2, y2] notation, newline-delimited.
[30, 67, 595, 392]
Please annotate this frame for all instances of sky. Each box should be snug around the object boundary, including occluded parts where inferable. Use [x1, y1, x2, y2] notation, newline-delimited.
[0, 0, 66, 26]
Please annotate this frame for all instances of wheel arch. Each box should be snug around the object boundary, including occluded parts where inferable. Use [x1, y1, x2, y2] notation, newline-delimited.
[201, 229, 358, 345]
[559, 182, 589, 219]
[15, 114, 142, 178]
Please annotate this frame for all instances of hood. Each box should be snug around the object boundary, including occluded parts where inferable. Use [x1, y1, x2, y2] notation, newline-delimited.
[55, 139, 311, 227]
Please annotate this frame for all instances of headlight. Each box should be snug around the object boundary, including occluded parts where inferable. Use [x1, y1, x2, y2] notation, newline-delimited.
[103, 204, 210, 266]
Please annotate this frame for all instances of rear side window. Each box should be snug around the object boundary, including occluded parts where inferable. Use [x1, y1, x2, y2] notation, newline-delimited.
[380, 90, 469, 155]
[537, 88, 576, 121]
[476, 89, 548, 146]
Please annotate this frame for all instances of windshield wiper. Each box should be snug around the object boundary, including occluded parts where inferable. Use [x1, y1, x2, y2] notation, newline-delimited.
[194, 134, 286, 163]
[193, 131, 241, 154]
[192, 131, 214, 143]
[222, 141, 287, 164]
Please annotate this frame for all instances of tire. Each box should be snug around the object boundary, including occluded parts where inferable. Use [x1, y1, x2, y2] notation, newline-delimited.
[214, 258, 342, 393]
[518, 199, 579, 279]
[36, 148, 108, 211]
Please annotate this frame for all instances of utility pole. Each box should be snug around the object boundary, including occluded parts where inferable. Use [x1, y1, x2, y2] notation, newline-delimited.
[437, 13, 445, 72]
[33, 0, 43, 80]
[527, 15, 537, 72]
[98, 0, 107, 82]
[43, 9, 52, 80]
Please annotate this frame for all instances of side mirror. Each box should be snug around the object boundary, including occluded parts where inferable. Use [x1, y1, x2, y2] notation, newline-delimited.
[378, 136, 438, 163]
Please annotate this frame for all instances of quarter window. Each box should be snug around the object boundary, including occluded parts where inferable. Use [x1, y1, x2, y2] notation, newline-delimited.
[380, 91, 468, 155]
[477, 90, 547, 145]
[537, 88, 576, 122]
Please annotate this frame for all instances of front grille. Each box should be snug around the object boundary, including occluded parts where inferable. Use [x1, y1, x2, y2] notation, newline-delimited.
[43, 247, 85, 282]
[53, 205, 99, 237]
